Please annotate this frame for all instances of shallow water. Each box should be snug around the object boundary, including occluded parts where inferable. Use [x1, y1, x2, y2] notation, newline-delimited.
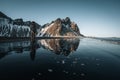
[0, 38, 120, 80]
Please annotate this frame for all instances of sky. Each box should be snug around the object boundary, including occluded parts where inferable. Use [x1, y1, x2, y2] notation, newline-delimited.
[0, 0, 120, 37]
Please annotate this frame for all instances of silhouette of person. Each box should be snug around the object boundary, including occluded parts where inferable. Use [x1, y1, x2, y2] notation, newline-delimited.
[30, 21, 37, 61]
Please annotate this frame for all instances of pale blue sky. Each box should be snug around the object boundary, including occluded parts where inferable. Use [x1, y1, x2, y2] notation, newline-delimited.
[0, 0, 120, 37]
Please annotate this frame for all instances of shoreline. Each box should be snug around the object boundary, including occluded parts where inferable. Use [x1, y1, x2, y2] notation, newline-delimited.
[87, 37, 120, 45]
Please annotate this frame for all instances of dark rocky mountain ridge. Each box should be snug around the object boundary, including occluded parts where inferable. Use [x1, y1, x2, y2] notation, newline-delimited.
[0, 11, 83, 37]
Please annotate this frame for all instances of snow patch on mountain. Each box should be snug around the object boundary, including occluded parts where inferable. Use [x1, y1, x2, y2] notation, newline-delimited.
[0, 12, 41, 37]
[37, 23, 54, 37]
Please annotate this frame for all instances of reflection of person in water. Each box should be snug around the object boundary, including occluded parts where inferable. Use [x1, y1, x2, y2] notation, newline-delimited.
[30, 21, 37, 61]
[30, 42, 36, 61]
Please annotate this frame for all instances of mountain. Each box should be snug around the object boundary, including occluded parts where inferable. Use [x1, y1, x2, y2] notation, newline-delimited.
[0, 12, 83, 37]
[0, 11, 41, 37]
[37, 17, 83, 37]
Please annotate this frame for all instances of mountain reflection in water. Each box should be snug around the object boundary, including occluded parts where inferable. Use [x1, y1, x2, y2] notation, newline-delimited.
[39, 38, 80, 56]
[0, 38, 80, 61]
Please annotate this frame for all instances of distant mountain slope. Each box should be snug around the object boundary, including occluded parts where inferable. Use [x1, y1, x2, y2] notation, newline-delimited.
[0, 11, 41, 37]
[0, 11, 12, 20]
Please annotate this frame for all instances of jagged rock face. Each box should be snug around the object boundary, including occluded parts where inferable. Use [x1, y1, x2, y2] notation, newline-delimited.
[0, 11, 41, 37]
[37, 17, 81, 37]
[0, 12, 30, 37]
[39, 38, 80, 56]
